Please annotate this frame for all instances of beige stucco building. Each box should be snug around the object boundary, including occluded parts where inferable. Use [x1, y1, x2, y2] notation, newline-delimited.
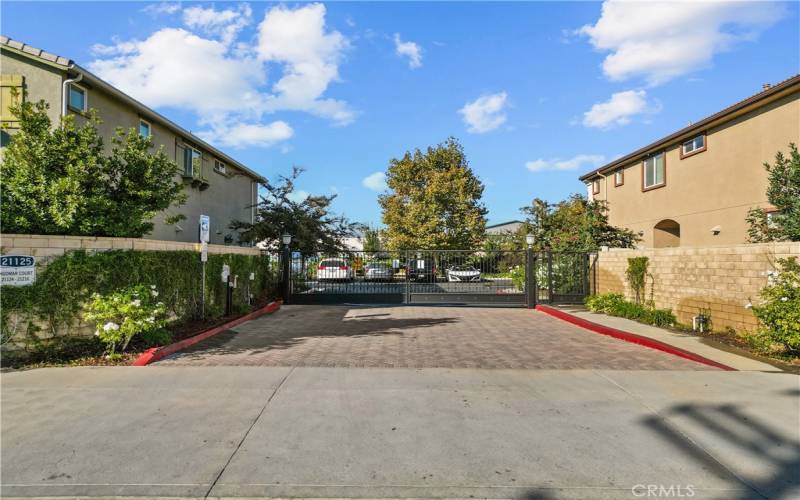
[580, 75, 800, 248]
[1, 36, 264, 245]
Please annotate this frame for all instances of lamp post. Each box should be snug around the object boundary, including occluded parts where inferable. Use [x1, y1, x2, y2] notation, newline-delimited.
[281, 233, 292, 304]
[525, 233, 536, 309]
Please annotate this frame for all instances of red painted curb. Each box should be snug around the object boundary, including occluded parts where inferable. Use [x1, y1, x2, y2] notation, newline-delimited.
[535, 304, 736, 371]
[132, 300, 282, 366]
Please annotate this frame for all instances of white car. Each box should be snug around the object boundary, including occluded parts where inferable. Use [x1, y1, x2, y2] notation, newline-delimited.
[447, 265, 481, 282]
[317, 258, 354, 281]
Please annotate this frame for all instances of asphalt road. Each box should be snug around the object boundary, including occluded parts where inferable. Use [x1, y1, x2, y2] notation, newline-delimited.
[2, 367, 798, 499]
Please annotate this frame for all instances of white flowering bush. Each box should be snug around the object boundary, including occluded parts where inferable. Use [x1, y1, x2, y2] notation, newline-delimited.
[752, 258, 800, 354]
[84, 285, 167, 354]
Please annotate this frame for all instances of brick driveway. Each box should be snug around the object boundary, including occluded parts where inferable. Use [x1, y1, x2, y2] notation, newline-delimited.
[157, 305, 713, 370]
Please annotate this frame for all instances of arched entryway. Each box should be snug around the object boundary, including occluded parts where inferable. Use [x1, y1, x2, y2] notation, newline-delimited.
[654, 219, 680, 247]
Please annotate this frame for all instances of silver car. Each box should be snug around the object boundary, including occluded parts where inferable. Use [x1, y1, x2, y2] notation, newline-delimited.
[447, 265, 481, 282]
[364, 262, 394, 282]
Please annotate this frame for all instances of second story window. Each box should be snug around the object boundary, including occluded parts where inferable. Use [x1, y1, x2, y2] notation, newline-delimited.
[68, 83, 87, 113]
[139, 119, 151, 138]
[214, 159, 227, 175]
[592, 179, 601, 195]
[614, 169, 624, 186]
[643, 152, 665, 191]
[183, 146, 201, 177]
[681, 133, 706, 158]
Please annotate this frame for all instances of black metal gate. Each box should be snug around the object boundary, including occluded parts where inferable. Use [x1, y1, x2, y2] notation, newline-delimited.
[283, 249, 590, 307]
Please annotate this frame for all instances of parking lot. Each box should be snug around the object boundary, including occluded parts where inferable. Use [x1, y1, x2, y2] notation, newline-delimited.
[157, 305, 713, 369]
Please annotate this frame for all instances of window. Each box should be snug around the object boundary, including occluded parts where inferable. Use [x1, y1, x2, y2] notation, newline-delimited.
[592, 179, 601, 195]
[183, 146, 201, 177]
[68, 83, 87, 112]
[681, 133, 706, 158]
[642, 152, 665, 191]
[1, 74, 24, 128]
[214, 159, 227, 175]
[139, 119, 151, 137]
[614, 169, 624, 187]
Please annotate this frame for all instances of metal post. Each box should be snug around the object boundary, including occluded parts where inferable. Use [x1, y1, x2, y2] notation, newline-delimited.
[547, 251, 553, 304]
[201, 262, 206, 319]
[225, 275, 232, 316]
[282, 244, 291, 304]
[525, 247, 535, 308]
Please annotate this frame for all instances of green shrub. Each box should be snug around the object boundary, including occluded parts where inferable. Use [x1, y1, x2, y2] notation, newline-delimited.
[585, 293, 676, 327]
[137, 328, 173, 348]
[752, 257, 800, 353]
[1, 249, 279, 347]
[84, 285, 168, 353]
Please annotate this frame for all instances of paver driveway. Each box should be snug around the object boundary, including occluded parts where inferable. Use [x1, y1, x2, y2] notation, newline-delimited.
[158, 305, 712, 370]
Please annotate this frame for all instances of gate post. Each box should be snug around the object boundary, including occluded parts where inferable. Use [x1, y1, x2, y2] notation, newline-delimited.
[281, 244, 291, 305]
[547, 251, 553, 304]
[525, 247, 535, 308]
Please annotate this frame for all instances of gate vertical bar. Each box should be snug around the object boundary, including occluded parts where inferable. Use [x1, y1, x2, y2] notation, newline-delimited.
[547, 251, 553, 304]
[281, 244, 291, 305]
[404, 250, 410, 304]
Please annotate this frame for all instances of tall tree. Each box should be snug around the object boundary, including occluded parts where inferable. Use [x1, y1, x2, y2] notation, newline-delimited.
[362, 227, 382, 254]
[521, 195, 638, 251]
[232, 167, 362, 253]
[747, 143, 800, 242]
[1, 97, 185, 237]
[379, 137, 487, 250]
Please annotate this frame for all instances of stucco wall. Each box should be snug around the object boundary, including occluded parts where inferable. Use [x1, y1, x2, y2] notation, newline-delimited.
[595, 242, 800, 332]
[1, 50, 258, 245]
[590, 91, 800, 247]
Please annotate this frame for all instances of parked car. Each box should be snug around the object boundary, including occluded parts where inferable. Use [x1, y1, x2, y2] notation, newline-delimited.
[317, 258, 354, 281]
[364, 262, 394, 282]
[447, 265, 481, 282]
[406, 257, 437, 281]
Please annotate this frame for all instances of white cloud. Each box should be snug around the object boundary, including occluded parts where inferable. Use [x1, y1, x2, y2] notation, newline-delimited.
[142, 2, 180, 16]
[89, 3, 352, 149]
[256, 3, 354, 125]
[183, 4, 252, 45]
[197, 120, 293, 149]
[577, 0, 785, 85]
[526, 154, 606, 173]
[362, 172, 387, 192]
[459, 92, 508, 134]
[582, 90, 660, 129]
[287, 190, 310, 203]
[394, 33, 422, 69]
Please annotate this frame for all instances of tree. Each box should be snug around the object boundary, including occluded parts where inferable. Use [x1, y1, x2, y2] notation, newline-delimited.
[520, 194, 639, 251]
[362, 227, 382, 254]
[1, 97, 185, 237]
[379, 137, 487, 250]
[747, 143, 800, 242]
[232, 167, 362, 254]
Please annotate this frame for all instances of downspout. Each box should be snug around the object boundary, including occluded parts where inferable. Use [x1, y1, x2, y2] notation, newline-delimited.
[61, 65, 82, 117]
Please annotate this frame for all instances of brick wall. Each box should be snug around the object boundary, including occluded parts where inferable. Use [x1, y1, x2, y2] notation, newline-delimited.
[595, 242, 800, 332]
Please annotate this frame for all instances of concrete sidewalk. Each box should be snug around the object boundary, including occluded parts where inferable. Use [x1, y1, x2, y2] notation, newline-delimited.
[2, 367, 798, 499]
[555, 306, 782, 372]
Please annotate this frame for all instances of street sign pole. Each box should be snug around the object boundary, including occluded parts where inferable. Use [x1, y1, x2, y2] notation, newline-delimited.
[199, 215, 210, 319]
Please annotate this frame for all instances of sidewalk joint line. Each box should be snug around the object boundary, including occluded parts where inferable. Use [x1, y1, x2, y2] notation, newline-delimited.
[203, 366, 296, 499]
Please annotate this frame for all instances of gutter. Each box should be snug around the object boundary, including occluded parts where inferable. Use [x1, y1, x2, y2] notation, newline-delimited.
[61, 64, 82, 117]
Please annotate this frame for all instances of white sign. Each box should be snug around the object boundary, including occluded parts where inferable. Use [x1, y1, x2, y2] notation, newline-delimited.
[199, 215, 210, 243]
[221, 264, 230, 283]
[417, 259, 425, 269]
[1, 255, 36, 286]
[200, 242, 208, 263]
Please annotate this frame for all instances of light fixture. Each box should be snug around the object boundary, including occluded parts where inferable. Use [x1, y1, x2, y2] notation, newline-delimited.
[710, 225, 721, 235]
[525, 233, 535, 247]
[281, 233, 292, 245]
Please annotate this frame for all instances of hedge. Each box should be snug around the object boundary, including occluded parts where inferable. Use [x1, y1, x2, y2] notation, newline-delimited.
[1, 249, 279, 345]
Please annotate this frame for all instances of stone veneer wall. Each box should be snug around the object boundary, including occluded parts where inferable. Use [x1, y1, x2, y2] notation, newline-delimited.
[594, 242, 800, 332]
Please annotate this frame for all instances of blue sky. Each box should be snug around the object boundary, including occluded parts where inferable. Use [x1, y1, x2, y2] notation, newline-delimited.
[3, 1, 799, 226]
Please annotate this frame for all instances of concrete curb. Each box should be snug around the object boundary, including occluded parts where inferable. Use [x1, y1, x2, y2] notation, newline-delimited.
[132, 300, 282, 366]
[535, 304, 736, 371]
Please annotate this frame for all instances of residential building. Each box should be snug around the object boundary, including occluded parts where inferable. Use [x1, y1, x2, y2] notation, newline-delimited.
[0, 36, 264, 245]
[486, 220, 524, 236]
[579, 75, 799, 248]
